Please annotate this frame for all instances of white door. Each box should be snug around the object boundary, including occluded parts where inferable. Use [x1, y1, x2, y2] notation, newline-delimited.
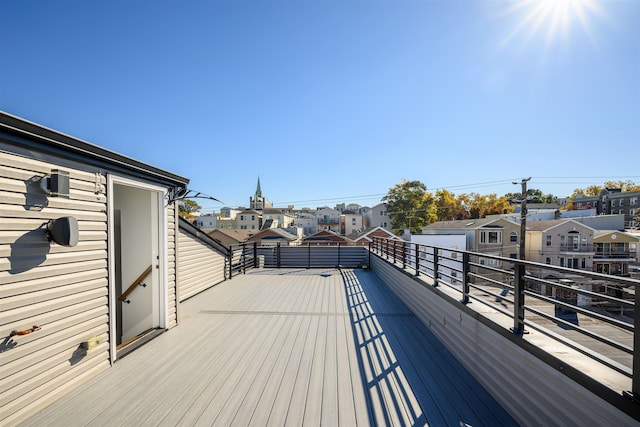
[109, 178, 166, 354]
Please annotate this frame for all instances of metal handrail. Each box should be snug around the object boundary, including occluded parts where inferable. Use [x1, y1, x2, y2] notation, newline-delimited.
[370, 236, 640, 395]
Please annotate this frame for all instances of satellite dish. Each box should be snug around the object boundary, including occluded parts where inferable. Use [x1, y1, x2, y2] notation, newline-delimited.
[47, 216, 79, 247]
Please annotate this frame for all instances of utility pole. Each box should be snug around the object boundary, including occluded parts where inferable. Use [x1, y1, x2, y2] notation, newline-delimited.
[511, 177, 530, 335]
[513, 177, 531, 260]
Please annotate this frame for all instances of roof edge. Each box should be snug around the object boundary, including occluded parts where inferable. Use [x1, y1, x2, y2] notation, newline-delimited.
[0, 110, 189, 188]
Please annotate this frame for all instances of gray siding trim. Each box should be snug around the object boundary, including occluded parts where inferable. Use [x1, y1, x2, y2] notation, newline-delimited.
[370, 255, 639, 426]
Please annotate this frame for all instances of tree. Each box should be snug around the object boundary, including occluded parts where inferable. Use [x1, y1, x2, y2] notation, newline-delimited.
[504, 188, 557, 204]
[382, 180, 435, 234]
[458, 193, 513, 219]
[178, 199, 201, 220]
[435, 189, 461, 221]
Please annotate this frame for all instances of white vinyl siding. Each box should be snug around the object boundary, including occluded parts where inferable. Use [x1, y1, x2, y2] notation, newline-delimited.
[0, 151, 110, 425]
[177, 227, 226, 302]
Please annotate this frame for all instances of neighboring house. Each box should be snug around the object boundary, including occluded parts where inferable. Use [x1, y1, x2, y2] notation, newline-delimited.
[216, 216, 237, 230]
[263, 208, 295, 228]
[316, 207, 341, 233]
[571, 189, 640, 228]
[0, 111, 190, 425]
[207, 228, 255, 249]
[593, 230, 639, 277]
[347, 226, 402, 247]
[364, 202, 390, 230]
[422, 218, 521, 259]
[294, 212, 317, 236]
[525, 219, 596, 271]
[246, 228, 299, 246]
[237, 209, 262, 230]
[193, 213, 217, 230]
[342, 209, 363, 236]
[219, 207, 241, 219]
[302, 230, 353, 246]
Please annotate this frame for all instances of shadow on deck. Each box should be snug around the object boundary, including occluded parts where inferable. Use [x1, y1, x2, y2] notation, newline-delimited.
[20, 268, 516, 426]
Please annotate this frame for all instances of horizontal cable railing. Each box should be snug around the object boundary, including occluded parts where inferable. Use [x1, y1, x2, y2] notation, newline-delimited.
[370, 236, 640, 399]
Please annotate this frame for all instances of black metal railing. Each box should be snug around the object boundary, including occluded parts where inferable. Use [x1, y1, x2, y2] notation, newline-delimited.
[227, 242, 369, 276]
[370, 236, 640, 399]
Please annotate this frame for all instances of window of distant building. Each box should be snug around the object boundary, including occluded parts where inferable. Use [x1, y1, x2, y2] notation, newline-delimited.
[546, 257, 551, 264]
[480, 230, 501, 244]
[546, 235, 552, 247]
[612, 200, 617, 207]
[510, 232, 517, 243]
[560, 258, 565, 267]
[631, 197, 638, 205]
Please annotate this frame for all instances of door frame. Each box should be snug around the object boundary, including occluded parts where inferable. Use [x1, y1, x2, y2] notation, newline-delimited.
[107, 174, 168, 363]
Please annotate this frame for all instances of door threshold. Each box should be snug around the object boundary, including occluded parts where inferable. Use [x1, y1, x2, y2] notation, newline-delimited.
[116, 328, 164, 360]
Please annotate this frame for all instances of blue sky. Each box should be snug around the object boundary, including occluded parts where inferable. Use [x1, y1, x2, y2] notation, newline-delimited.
[2, 1, 639, 213]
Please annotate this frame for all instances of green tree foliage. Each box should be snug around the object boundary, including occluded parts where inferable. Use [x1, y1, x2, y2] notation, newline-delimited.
[504, 188, 557, 204]
[382, 180, 435, 234]
[178, 199, 201, 220]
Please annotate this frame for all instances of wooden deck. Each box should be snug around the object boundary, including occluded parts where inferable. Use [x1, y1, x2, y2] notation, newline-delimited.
[20, 268, 516, 426]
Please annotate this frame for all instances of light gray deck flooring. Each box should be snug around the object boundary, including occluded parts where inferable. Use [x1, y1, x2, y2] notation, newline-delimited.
[20, 268, 516, 426]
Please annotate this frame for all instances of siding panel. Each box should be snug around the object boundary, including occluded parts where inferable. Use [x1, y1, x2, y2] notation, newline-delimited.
[0, 151, 109, 425]
[177, 226, 226, 302]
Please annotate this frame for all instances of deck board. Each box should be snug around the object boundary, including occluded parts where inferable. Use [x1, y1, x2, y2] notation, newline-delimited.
[19, 268, 516, 427]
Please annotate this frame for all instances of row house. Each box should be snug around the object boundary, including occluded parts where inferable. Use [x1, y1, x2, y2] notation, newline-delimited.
[316, 207, 341, 233]
[237, 209, 262, 230]
[525, 219, 595, 271]
[364, 202, 391, 230]
[571, 189, 640, 228]
[293, 212, 317, 235]
[263, 208, 295, 228]
[342, 209, 364, 236]
[193, 213, 217, 230]
[593, 230, 639, 277]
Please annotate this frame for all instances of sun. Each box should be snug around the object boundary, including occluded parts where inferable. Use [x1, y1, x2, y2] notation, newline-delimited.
[501, 0, 603, 49]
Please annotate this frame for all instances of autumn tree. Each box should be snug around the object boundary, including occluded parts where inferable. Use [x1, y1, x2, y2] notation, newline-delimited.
[178, 199, 201, 220]
[435, 189, 462, 221]
[382, 180, 436, 234]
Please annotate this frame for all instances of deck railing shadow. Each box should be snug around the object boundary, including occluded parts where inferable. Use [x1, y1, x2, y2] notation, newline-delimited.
[341, 268, 516, 426]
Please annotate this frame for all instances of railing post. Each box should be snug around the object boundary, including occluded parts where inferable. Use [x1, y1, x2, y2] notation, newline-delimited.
[385, 239, 389, 259]
[626, 284, 640, 400]
[433, 247, 439, 287]
[241, 243, 246, 274]
[402, 241, 406, 269]
[308, 243, 311, 269]
[393, 240, 397, 264]
[338, 242, 341, 267]
[277, 242, 281, 269]
[461, 252, 470, 304]
[512, 260, 526, 334]
[253, 242, 258, 269]
[228, 248, 233, 279]
[415, 243, 420, 277]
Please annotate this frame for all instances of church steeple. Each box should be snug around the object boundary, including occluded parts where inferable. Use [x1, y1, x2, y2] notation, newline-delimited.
[255, 177, 262, 198]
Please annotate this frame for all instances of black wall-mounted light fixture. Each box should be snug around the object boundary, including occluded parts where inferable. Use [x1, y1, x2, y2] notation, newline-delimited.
[39, 169, 70, 198]
[47, 216, 79, 247]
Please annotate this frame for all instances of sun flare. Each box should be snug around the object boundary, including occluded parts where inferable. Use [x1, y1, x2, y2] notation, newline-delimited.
[502, 0, 603, 48]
